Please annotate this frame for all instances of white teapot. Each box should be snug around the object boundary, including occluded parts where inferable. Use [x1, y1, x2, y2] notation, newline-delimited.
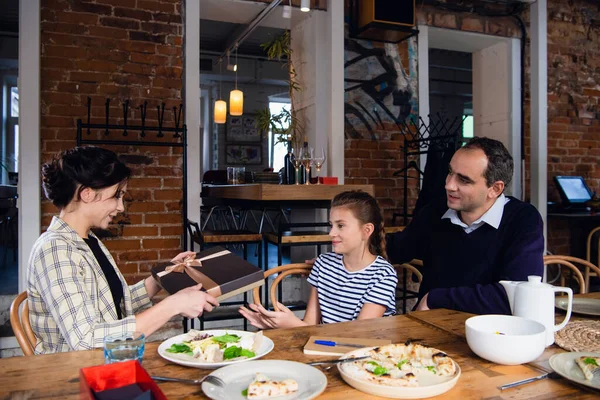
[500, 276, 573, 346]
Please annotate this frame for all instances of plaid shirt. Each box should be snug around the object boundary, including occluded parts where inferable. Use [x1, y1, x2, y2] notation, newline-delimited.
[27, 217, 152, 354]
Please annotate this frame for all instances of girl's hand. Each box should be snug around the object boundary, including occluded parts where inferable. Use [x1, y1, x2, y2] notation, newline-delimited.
[171, 251, 196, 264]
[171, 284, 219, 318]
[239, 303, 304, 330]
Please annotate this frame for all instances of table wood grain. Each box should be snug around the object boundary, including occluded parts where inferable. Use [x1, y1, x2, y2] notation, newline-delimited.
[202, 184, 374, 201]
[2, 304, 599, 399]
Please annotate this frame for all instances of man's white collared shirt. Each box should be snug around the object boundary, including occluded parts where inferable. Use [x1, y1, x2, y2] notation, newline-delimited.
[442, 194, 510, 233]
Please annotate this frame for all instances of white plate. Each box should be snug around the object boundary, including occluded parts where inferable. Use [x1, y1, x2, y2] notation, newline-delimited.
[549, 351, 600, 390]
[157, 330, 274, 369]
[338, 347, 461, 399]
[202, 360, 327, 400]
[555, 297, 600, 317]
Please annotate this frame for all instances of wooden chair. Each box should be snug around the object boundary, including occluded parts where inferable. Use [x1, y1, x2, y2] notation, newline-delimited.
[586, 226, 600, 290]
[252, 263, 313, 311]
[184, 219, 264, 332]
[9, 291, 36, 356]
[393, 259, 423, 314]
[543, 255, 600, 294]
[384, 226, 405, 234]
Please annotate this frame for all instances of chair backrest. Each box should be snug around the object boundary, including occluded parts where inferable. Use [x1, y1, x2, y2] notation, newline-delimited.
[252, 263, 313, 311]
[10, 291, 36, 356]
[543, 255, 600, 294]
[586, 226, 600, 288]
[393, 261, 423, 283]
[185, 219, 202, 250]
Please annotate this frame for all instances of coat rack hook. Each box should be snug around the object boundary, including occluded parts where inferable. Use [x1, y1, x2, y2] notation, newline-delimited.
[157, 103, 165, 138]
[173, 104, 183, 138]
[122, 100, 129, 137]
[140, 101, 147, 138]
[86, 97, 91, 136]
[105, 98, 111, 136]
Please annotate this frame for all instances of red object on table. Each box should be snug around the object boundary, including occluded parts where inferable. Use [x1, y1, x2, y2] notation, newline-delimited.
[80, 360, 166, 400]
[320, 177, 339, 185]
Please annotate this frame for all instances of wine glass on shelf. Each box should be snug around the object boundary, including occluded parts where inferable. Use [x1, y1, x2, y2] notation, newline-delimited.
[299, 146, 313, 185]
[312, 147, 326, 184]
[291, 144, 302, 185]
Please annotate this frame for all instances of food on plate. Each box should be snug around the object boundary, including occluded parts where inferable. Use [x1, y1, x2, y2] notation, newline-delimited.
[165, 330, 263, 362]
[242, 372, 299, 399]
[341, 342, 457, 386]
[576, 356, 600, 380]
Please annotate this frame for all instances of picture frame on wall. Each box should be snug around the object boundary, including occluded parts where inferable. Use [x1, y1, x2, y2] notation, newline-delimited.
[226, 144, 262, 165]
[226, 114, 261, 142]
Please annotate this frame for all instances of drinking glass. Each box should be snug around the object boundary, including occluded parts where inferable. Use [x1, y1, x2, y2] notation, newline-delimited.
[292, 144, 303, 185]
[104, 331, 145, 364]
[312, 147, 326, 184]
[299, 146, 313, 185]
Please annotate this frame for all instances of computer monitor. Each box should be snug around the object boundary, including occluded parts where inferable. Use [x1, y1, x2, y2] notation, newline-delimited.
[553, 176, 593, 206]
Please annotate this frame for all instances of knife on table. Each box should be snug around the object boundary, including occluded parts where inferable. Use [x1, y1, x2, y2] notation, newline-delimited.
[314, 340, 368, 348]
[307, 356, 370, 366]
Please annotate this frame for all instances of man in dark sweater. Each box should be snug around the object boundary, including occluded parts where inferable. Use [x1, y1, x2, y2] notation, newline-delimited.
[387, 137, 544, 315]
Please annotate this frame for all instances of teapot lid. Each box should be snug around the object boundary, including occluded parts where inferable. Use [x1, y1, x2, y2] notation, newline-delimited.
[528, 276, 542, 284]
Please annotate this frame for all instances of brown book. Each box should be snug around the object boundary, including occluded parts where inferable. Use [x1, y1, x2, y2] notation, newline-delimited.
[150, 246, 264, 302]
[303, 336, 392, 356]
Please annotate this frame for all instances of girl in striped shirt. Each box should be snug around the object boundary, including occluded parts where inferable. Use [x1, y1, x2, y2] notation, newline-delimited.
[239, 190, 397, 328]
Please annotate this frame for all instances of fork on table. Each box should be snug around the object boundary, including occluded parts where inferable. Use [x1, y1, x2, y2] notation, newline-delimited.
[152, 374, 225, 387]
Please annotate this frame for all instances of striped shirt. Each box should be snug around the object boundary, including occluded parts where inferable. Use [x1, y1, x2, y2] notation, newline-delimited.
[307, 252, 397, 324]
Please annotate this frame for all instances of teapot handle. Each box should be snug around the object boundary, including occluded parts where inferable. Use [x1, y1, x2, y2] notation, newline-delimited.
[553, 287, 573, 332]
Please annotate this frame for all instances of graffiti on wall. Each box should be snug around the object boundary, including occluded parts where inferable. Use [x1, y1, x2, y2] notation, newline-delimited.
[344, 38, 418, 140]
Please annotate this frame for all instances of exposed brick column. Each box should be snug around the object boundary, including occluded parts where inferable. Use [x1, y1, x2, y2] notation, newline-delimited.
[40, 0, 184, 284]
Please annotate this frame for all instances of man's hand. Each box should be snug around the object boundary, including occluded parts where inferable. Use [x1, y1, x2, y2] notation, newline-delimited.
[415, 293, 430, 311]
[239, 302, 305, 330]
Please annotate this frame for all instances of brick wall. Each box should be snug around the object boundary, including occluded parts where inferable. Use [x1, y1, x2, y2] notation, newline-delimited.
[40, 0, 184, 284]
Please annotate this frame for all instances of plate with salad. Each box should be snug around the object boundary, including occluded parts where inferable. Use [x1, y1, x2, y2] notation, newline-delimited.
[158, 329, 275, 369]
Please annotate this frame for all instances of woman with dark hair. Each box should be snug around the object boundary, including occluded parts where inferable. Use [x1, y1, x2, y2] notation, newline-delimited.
[28, 146, 218, 354]
[239, 190, 397, 329]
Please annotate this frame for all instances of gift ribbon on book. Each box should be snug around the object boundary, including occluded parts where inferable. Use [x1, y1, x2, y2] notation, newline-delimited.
[157, 250, 231, 296]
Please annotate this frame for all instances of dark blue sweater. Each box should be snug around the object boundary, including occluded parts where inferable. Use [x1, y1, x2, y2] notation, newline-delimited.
[387, 197, 544, 315]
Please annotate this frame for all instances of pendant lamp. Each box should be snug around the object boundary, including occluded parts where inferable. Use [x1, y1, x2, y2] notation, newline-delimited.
[229, 48, 244, 116]
[214, 62, 226, 124]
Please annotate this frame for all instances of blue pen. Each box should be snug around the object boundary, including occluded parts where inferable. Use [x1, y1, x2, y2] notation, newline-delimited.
[314, 340, 365, 348]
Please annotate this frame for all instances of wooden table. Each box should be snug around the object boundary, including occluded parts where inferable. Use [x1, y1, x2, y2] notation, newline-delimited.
[1, 297, 599, 399]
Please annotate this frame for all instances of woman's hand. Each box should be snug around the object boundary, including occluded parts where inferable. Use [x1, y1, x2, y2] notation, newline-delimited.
[239, 302, 305, 330]
[171, 284, 219, 318]
[171, 251, 196, 263]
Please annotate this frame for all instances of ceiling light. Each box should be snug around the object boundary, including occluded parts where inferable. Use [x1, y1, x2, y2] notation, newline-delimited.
[300, 0, 310, 12]
[226, 54, 237, 72]
[282, 5, 292, 18]
[229, 49, 244, 116]
[214, 62, 227, 124]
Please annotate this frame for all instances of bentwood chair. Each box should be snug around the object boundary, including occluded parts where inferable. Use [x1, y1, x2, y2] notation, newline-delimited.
[586, 226, 600, 290]
[543, 255, 600, 294]
[10, 291, 36, 356]
[252, 263, 313, 311]
[393, 259, 423, 313]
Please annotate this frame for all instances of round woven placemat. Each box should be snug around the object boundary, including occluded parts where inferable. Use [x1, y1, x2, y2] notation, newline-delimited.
[555, 320, 600, 352]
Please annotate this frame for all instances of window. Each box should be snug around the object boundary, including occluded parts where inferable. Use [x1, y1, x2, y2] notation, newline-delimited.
[462, 115, 474, 139]
[268, 101, 291, 172]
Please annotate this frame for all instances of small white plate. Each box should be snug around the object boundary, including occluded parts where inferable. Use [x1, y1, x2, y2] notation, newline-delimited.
[157, 330, 274, 369]
[555, 297, 600, 317]
[202, 360, 327, 400]
[549, 351, 600, 390]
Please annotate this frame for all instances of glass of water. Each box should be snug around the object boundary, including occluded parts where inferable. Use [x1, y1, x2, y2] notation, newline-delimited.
[104, 331, 145, 364]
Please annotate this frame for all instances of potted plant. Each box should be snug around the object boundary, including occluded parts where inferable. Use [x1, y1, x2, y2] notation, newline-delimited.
[255, 30, 304, 150]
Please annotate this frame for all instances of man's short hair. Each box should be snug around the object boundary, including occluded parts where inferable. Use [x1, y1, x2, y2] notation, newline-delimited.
[462, 137, 514, 188]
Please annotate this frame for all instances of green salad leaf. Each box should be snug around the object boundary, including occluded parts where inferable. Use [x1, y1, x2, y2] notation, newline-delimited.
[223, 346, 256, 360]
[367, 361, 380, 366]
[584, 357, 599, 366]
[426, 366, 436, 373]
[212, 334, 241, 344]
[242, 388, 249, 396]
[397, 359, 408, 368]
[165, 343, 193, 357]
[373, 366, 388, 376]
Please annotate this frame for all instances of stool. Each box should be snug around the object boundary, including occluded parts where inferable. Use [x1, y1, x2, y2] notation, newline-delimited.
[184, 219, 263, 332]
[263, 222, 331, 309]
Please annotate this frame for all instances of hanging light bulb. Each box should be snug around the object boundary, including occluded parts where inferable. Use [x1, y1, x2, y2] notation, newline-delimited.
[229, 48, 244, 116]
[300, 0, 310, 12]
[214, 62, 226, 124]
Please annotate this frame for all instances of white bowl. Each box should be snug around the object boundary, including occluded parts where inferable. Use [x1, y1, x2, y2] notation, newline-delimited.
[465, 315, 546, 365]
